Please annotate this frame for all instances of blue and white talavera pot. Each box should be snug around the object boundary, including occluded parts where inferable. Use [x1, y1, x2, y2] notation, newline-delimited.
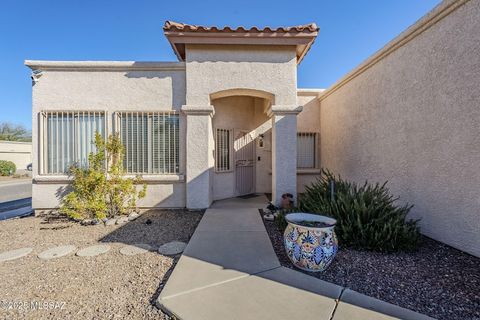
[284, 213, 338, 272]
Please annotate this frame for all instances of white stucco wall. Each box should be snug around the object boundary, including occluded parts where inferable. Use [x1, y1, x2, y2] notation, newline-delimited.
[185, 44, 298, 106]
[0, 141, 32, 172]
[29, 64, 187, 209]
[319, 0, 480, 256]
[184, 44, 299, 206]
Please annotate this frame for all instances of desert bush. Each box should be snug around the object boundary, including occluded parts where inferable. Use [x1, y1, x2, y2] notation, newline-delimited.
[298, 169, 420, 252]
[60, 133, 146, 220]
[0, 160, 16, 176]
[0, 122, 31, 141]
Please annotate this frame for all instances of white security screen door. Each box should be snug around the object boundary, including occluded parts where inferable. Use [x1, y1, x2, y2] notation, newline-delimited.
[234, 130, 255, 196]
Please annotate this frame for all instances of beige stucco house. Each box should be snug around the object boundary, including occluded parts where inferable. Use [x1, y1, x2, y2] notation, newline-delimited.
[25, 0, 480, 257]
[26, 22, 322, 210]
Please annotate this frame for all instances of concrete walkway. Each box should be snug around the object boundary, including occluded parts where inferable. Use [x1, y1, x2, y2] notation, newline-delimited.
[157, 195, 434, 320]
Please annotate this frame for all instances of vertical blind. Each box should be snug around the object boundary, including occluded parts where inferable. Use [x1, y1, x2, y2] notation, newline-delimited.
[42, 111, 105, 174]
[297, 132, 317, 168]
[215, 129, 231, 172]
[118, 112, 179, 174]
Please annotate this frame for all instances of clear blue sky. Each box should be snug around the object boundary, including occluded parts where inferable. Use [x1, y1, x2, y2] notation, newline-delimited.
[0, 0, 441, 130]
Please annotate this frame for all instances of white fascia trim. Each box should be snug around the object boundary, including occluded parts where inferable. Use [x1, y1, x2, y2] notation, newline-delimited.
[24, 60, 186, 71]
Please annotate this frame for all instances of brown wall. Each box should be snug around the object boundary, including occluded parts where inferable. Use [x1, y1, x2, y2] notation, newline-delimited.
[319, 0, 480, 256]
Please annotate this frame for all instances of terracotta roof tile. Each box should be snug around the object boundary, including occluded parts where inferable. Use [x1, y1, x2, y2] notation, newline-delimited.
[163, 21, 319, 64]
[164, 21, 319, 33]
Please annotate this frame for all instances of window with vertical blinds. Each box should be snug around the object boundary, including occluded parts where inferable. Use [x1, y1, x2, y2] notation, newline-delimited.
[42, 111, 106, 174]
[215, 128, 231, 172]
[297, 132, 317, 169]
[117, 112, 179, 174]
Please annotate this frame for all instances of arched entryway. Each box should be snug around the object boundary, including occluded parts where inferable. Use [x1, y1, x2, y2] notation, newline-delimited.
[210, 89, 274, 200]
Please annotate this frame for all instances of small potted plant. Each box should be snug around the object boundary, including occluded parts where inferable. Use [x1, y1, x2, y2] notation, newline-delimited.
[283, 213, 338, 272]
[281, 193, 294, 209]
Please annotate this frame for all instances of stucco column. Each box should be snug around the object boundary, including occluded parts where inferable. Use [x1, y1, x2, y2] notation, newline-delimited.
[182, 105, 215, 209]
[270, 105, 303, 206]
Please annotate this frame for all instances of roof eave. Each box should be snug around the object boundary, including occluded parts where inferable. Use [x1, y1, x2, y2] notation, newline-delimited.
[24, 60, 186, 71]
[164, 30, 319, 63]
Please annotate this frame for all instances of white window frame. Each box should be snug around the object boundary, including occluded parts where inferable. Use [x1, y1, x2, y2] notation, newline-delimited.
[215, 128, 233, 173]
[297, 132, 318, 169]
[39, 110, 107, 175]
[114, 111, 180, 175]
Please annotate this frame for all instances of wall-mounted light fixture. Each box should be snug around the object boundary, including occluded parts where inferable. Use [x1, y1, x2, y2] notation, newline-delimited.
[31, 70, 43, 85]
[258, 134, 264, 148]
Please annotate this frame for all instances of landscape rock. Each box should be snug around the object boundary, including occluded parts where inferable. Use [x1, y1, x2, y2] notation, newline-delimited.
[158, 241, 187, 256]
[116, 216, 129, 224]
[128, 212, 139, 221]
[0, 247, 33, 262]
[105, 218, 117, 226]
[76, 244, 111, 257]
[81, 219, 92, 226]
[38, 245, 76, 260]
[264, 214, 274, 221]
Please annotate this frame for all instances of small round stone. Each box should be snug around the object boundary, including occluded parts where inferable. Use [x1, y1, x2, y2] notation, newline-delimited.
[116, 216, 129, 224]
[76, 245, 111, 257]
[119, 243, 153, 256]
[0, 247, 33, 262]
[105, 218, 117, 226]
[128, 212, 139, 221]
[38, 245, 76, 260]
[158, 241, 187, 256]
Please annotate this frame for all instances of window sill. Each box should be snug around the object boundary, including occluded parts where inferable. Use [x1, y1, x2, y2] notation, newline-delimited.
[297, 168, 322, 175]
[126, 174, 185, 183]
[267, 169, 321, 175]
[34, 175, 74, 183]
[34, 174, 185, 184]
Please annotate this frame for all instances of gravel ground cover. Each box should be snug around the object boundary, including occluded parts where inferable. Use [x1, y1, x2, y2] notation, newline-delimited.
[262, 216, 480, 320]
[0, 209, 202, 320]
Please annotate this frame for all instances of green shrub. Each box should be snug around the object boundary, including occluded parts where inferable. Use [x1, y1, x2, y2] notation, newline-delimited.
[60, 133, 146, 220]
[274, 208, 298, 231]
[298, 169, 420, 252]
[0, 160, 16, 176]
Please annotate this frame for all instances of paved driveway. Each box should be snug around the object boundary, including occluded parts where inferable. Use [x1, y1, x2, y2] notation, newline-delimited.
[0, 179, 32, 203]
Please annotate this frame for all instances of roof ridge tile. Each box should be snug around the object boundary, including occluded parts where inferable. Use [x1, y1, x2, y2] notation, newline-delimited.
[163, 21, 319, 33]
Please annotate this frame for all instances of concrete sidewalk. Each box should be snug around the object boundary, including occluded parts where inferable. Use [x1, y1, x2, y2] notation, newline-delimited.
[157, 195, 434, 320]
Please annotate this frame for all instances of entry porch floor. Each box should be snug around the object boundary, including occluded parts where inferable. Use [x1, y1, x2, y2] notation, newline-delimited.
[156, 195, 433, 320]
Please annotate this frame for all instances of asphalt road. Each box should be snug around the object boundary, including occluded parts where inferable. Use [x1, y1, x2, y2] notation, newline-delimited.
[0, 180, 32, 203]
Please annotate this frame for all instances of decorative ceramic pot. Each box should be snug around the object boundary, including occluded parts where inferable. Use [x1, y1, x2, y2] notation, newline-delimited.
[283, 213, 338, 272]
